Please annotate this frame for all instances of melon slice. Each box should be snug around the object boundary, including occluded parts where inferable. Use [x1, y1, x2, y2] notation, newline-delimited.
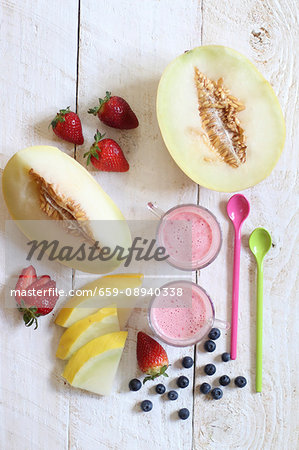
[56, 305, 120, 360]
[157, 45, 285, 192]
[2, 146, 131, 273]
[55, 273, 143, 329]
[63, 331, 127, 396]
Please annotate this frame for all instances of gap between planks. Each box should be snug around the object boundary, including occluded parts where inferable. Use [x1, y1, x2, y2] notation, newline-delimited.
[69, 2, 81, 449]
[69, 1, 201, 448]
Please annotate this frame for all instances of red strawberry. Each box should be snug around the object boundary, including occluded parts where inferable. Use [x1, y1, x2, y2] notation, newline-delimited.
[15, 267, 59, 329]
[50, 107, 84, 145]
[84, 131, 129, 172]
[26, 279, 58, 315]
[88, 91, 139, 129]
[15, 265, 37, 303]
[137, 331, 169, 383]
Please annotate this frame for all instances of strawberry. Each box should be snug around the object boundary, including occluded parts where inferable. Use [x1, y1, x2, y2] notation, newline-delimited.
[83, 131, 129, 172]
[88, 91, 139, 129]
[15, 267, 59, 329]
[137, 331, 169, 383]
[50, 107, 84, 145]
[15, 265, 37, 304]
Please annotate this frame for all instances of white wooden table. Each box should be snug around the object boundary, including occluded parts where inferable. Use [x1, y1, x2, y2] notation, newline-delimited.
[0, 1, 298, 449]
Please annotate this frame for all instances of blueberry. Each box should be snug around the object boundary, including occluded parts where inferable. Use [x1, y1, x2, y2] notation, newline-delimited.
[178, 408, 190, 420]
[204, 340, 216, 352]
[155, 384, 166, 395]
[177, 376, 189, 388]
[182, 356, 194, 368]
[221, 352, 230, 362]
[211, 387, 223, 400]
[219, 375, 230, 386]
[204, 363, 216, 376]
[208, 328, 221, 340]
[235, 376, 247, 388]
[199, 382, 211, 394]
[129, 378, 142, 391]
[168, 390, 178, 401]
[140, 400, 153, 412]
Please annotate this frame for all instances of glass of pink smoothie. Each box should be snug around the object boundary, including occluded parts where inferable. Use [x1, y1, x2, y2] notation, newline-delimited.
[148, 203, 222, 271]
[148, 280, 229, 347]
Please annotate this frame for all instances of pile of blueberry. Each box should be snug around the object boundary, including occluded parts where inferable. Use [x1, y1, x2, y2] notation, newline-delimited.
[129, 328, 247, 417]
[129, 355, 194, 420]
[199, 328, 247, 400]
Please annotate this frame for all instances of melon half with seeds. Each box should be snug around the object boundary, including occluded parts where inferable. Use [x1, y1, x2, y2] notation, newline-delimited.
[2, 146, 131, 273]
[157, 46, 285, 192]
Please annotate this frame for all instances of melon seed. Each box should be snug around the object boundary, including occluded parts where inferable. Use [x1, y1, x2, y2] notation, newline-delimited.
[194, 68, 247, 168]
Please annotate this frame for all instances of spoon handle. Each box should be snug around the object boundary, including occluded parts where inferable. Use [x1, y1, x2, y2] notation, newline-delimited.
[230, 229, 241, 360]
[256, 261, 264, 392]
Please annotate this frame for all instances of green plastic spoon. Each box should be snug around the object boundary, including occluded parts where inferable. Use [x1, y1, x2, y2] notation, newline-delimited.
[249, 227, 272, 393]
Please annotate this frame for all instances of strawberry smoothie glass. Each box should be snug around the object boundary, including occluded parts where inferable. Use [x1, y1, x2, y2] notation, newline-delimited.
[148, 203, 222, 271]
[148, 280, 230, 347]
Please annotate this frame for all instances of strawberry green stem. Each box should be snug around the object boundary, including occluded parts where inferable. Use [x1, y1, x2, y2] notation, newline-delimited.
[17, 301, 40, 329]
[83, 130, 106, 166]
[143, 365, 169, 384]
[50, 106, 71, 129]
[87, 92, 111, 116]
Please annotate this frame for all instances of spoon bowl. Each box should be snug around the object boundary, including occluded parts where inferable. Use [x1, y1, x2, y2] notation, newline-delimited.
[249, 227, 272, 264]
[227, 194, 250, 229]
[249, 227, 272, 393]
[227, 194, 250, 360]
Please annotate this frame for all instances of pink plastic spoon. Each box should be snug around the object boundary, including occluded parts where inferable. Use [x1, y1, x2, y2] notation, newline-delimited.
[227, 194, 250, 360]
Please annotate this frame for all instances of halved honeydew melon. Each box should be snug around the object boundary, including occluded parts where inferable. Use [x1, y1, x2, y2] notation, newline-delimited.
[56, 305, 119, 360]
[2, 146, 131, 273]
[157, 46, 285, 192]
[63, 331, 127, 396]
[55, 273, 143, 329]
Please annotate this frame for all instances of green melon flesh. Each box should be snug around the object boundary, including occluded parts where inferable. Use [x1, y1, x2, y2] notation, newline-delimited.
[63, 331, 127, 395]
[157, 46, 285, 192]
[69, 348, 122, 396]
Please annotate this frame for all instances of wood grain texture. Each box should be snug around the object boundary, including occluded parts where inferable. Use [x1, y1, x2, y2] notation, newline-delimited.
[0, 0, 298, 449]
[70, 1, 200, 449]
[0, 1, 78, 449]
[194, 1, 299, 449]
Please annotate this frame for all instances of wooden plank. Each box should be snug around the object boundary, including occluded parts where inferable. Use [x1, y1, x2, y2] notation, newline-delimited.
[0, 1, 297, 449]
[0, 1, 79, 449]
[194, 1, 299, 449]
[70, 1, 201, 449]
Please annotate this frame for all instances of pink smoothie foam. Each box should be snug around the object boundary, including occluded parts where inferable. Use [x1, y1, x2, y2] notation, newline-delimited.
[158, 205, 221, 270]
[150, 282, 214, 345]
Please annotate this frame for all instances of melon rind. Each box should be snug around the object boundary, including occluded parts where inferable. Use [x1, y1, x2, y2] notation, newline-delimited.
[56, 305, 120, 360]
[55, 273, 143, 329]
